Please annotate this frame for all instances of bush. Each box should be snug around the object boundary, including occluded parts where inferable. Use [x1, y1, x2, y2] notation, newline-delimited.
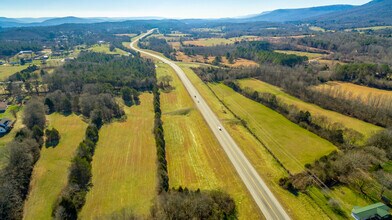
[45, 128, 61, 148]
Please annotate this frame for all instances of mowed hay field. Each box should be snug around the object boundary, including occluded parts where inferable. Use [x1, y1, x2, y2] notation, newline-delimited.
[274, 50, 325, 60]
[178, 63, 332, 219]
[157, 63, 263, 220]
[209, 83, 337, 174]
[89, 44, 128, 55]
[0, 65, 27, 81]
[313, 81, 392, 110]
[23, 114, 87, 220]
[238, 79, 382, 139]
[80, 94, 156, 219]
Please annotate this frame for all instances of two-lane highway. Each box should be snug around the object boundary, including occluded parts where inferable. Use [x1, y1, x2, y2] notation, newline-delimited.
[131, 30, 291, 220]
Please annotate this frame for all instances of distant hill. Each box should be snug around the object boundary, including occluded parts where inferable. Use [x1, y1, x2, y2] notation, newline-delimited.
[245, 5, 355, 22]
[0, 17, 24, 28]
[40, 17, 104, 26]
[311, 0, 392, 28]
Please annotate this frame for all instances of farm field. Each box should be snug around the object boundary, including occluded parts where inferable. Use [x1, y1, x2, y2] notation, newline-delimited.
[209, 82, 337, 174]
[0, 65, 27, 80]
[178, 64, 337, 174]
[89, 44, 128, 55]
[157, 63, 263, 219]
[0, 106, 23, 169]
[182, 35, 266, 47]
[184, 38, 234, 46]
[177, 63, 335, 219]
[313, 81, 392, 110]
[238, 79, 382, 140]
[274, 50, 325, 60]
[80, 94, 157, 219]
[23, 114, 87, 220]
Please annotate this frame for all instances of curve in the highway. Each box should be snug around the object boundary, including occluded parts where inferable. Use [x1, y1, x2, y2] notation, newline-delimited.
[131, 30, 291, 220]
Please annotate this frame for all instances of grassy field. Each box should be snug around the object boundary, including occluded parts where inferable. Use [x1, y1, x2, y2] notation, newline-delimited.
[238, 79, 382, 140]
[23, 114, 87, 220]
[346, 26, 392, 32]
[176, 63, 337, 219]
[208, 82, 337, 174]
[0, 65, 27, 81]
[313, 81, 392, 110]
[89, 44, 128, 55]
[0, 106, 24, 169]
[308, 186, 370, 218]
[184, 38, 235, 46]
[157, 63, 263, 219]
[80, 94, 157, 219]
[274, 50, 325, 60]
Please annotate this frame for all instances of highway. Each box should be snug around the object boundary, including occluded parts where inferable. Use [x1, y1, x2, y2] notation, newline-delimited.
[131, 30, 291, 220]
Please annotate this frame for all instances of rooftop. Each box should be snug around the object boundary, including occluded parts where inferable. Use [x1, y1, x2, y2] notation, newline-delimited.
[352, 203, 391, 220]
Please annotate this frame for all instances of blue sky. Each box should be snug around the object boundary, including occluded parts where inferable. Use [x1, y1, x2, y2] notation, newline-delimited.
[1, 0, 370, 18]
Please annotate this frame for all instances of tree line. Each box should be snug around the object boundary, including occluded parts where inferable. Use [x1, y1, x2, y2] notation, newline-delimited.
[0, 98, 46, 219]
[52, 124, 99, 219]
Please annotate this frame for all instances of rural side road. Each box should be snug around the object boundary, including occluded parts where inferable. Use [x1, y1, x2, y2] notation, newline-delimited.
[131, 30, 291, 220]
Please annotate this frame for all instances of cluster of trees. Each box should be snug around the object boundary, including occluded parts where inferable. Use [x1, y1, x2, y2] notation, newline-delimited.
[9, 64, 39, 82]
[46, 52, 156, 92]
[53, 124, 99, 219]
[0, 40, 43, 58]
[332, 63, 392, 90]
[153, 86, 169, 193]
[151, 187, 237, 220]
[0, 98, 46, 219]
[138, 37, 176, 59]
[297, 32, 392, 65]
[181, 40, 307, 67]
[257, 51, 308, 67]
[121, 87, 140, 106]
[281, 128, 392, 204]
[45, 128, 60, 148]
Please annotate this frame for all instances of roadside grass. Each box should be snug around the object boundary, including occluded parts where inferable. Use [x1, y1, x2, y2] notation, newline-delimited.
[176, 63, 332, 219]
[0, 65, 27, 81]
[23, 114, 87, 220]
[80, 94, 157, 219]
[89, 44, 128, 55]
[308, 186, 370, 218]
[238, 79, 382, 140]
[208, 82, 337, 174]
[274, 50, 325, 60]
[313, 81, 392, 110]
[157, 63, 263, 220]
[0, 106, 23, 169]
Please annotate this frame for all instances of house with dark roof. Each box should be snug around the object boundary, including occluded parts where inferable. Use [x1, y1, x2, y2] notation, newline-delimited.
[0, 118, 13, 134]
[352, 203, 391, 220]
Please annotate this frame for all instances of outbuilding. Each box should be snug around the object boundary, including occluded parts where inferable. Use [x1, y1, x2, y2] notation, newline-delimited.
[352, 203, 391, 220]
